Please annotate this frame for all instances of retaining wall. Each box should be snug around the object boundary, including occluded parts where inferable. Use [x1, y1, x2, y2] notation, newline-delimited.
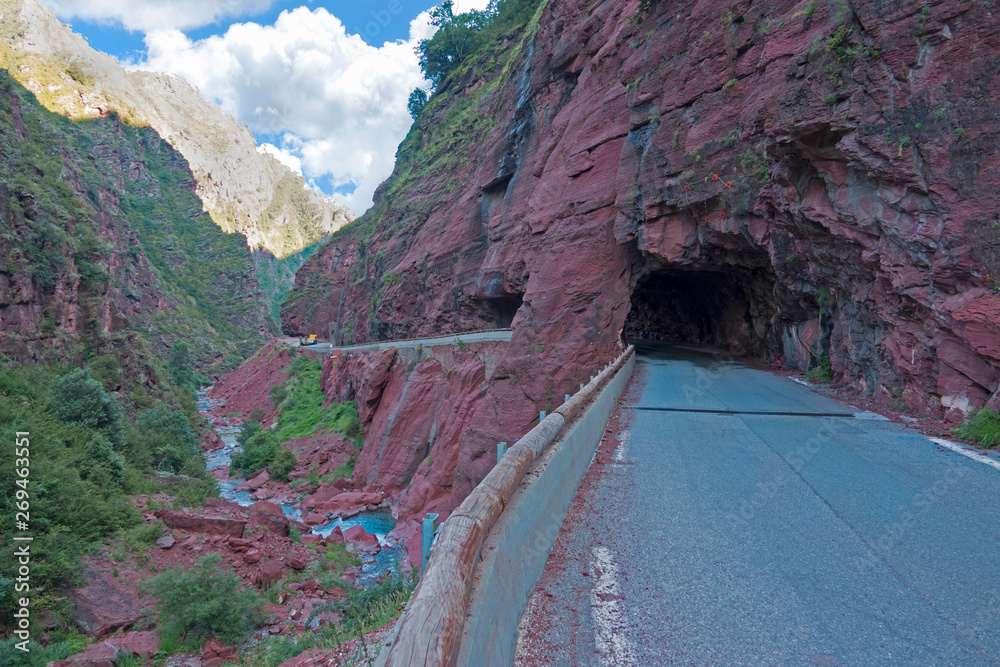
[382, 345, 636, 666]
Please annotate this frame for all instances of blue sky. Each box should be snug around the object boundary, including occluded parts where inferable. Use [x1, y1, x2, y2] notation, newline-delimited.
[69, 1, 437, 62]
[39, 0, 488, 212]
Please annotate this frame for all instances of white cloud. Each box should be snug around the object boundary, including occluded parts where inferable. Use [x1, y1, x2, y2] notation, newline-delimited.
[139, 6, 432, 212]
[41, 0, 276, 33]
[257, 141, 302, 175]
[113, 0, 493, 213]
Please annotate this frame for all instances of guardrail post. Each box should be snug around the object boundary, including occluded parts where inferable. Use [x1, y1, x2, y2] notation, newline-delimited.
[421, 513, 440, 574]
[496, 441, 508, 464]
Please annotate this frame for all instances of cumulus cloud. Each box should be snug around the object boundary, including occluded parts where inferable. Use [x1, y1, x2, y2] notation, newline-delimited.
[139, 7, 444, 212]
[257, 141, 302, 175]
[42, 0, 276, 33]
[90, 0, 492, 213]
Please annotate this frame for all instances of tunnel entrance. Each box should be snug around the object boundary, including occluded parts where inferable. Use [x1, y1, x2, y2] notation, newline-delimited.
[479, 294, 523, 328]
[624, 263, 793, 358]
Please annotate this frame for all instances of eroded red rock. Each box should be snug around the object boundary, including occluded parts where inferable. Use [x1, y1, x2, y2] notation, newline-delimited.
[342, 525, 380, 556]
[202, 637, 237, 667]
[69, 565, 142, 638]
[154, 510, 245, 538]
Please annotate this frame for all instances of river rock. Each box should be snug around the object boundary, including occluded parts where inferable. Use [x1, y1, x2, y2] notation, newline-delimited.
[108, 631, 160, 658]
[342, 525, 380, 556]
[202, 638, 237, 667]
[253, 560, 285, 589]
[47, 641, 116, 667]
[250, 500, 284, 516]
[154, 535, 175, 549]
[303, 512, 326, 526]
[315, 491, 385, 517]
[237, 470, 269, 491]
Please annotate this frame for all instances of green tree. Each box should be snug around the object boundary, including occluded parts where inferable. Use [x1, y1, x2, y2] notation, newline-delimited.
[47, 368, 123, 447]
[407, 88, 428, 119]
[131, 404, 203, 475]
[168, 341, 197, 391]
[76, 433, 125, 491]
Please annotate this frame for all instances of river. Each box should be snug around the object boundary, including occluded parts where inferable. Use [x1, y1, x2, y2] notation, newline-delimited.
[198, 389, 405, 585]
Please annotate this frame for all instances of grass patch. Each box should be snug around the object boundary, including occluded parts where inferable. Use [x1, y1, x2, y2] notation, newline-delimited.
[240, 571, 416, 667]
[273, 357, 361, 441]
[953, 409, 1000, 448]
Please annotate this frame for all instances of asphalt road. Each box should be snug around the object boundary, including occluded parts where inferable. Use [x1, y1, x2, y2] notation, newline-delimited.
[514, 342, 1000, 667]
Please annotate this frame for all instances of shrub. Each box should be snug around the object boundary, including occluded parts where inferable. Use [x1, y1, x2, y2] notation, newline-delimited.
[231, 429, 279, 477]
[47, 368, 123, 447]
[129, 404, 203, 475]
[268, 448, 297, 482]
[76, 433, 126, 491]
[144, 554, 263, 648]
[954, 409, 1000, 448]
[807, 354, 834, 382]
[237, 419, 263, 447]
[172, 479, 217, 509]
[268, 383, 288, 408]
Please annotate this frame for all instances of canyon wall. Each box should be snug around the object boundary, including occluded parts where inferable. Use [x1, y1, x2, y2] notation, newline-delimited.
[0, 71, 268, 373]
[284, 0, 1000, 521]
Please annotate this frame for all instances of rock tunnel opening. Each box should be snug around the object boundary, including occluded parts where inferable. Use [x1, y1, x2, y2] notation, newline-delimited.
[479, 294, 523, 328]
[624, 260, 796, 359]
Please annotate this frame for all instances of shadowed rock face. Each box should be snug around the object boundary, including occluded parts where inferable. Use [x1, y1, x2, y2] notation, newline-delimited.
[284, 0, 1000, 520]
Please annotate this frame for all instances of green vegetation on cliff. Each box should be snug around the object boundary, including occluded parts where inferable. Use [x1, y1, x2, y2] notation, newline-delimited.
[0, 72, 251, 644]
[254, 244, 321, 329]
[0, 363, 216, 640]
[232, 354, 360, 480]
[0, 69, 266, 372]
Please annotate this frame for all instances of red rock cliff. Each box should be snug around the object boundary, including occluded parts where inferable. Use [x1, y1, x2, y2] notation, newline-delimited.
[283, 0, 1000, 519]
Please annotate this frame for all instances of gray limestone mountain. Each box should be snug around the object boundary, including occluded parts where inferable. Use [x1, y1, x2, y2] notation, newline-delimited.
[0, 0, 353, 261]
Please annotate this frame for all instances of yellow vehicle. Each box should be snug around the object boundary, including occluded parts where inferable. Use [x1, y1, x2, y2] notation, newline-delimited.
[299, 334, 318, 346]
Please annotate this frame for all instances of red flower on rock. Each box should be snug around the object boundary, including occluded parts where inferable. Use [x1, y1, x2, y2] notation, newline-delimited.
[725, 181, 733, 188]
[683, 184, 691, 191]
[706, 215, 712, 221]
[719, 211, 727, 218]
[712, 173, 719, 181]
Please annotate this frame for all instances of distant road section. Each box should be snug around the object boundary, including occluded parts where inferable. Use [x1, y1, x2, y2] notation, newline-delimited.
[328, 329, 513, 353]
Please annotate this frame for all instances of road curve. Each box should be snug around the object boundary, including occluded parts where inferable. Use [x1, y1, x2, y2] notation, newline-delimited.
[514, 342, 1000, 667]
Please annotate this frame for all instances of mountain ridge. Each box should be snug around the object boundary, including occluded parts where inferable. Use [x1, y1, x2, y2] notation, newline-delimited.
[0, 0, 353, 260]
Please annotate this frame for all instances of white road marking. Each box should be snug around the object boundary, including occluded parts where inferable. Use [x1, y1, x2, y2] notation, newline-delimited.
[591, 546, 638, 666]
[613, 431, 628, 462]
[930, 437, 1000, 472]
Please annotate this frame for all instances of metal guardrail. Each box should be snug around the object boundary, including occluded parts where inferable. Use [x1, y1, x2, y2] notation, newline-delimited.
[329, 328, 514, 353]
[383, 345, 637, 666]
